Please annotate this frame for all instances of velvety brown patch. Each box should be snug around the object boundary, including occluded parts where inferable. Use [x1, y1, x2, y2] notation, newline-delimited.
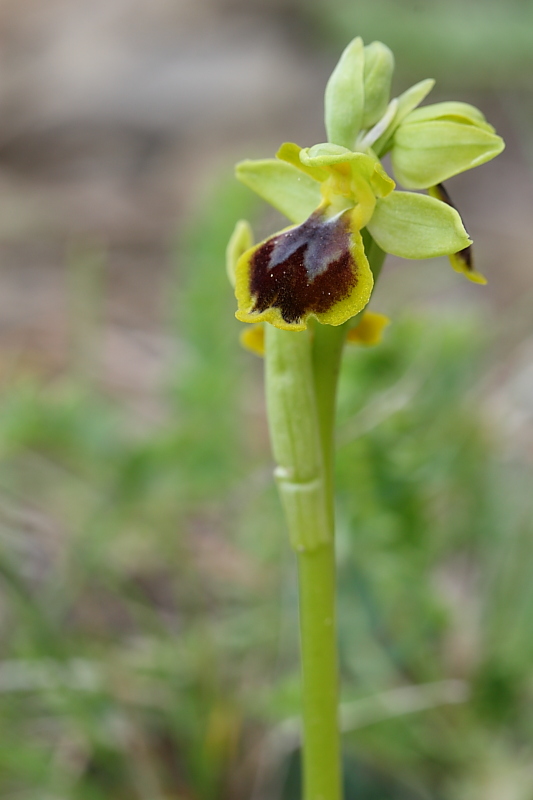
[249, 210, 357, 324]
[435, 182, 473, 270]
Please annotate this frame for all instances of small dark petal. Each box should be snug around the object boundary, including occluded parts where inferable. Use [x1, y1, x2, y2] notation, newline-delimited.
[456, 242, 473, 270]
[249, 210, 357, 325]
[434, 182, 473, 271]
[434, 182, 453, 206]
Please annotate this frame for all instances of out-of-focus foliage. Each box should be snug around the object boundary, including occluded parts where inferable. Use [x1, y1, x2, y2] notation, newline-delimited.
[308, 0, 533, 89]
[0, 179, 532, 800]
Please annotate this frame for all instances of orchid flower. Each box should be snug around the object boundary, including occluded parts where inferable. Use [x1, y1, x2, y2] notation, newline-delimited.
[228, 38, 504, 332]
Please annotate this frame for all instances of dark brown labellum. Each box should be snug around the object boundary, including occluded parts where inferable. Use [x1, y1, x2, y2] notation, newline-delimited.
[249, 210, 357, 325]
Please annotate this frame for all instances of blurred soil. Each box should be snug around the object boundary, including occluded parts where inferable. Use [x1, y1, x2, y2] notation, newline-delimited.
[0, 0, 530, 430]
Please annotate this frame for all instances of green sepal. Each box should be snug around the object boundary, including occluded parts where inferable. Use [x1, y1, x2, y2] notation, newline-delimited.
[362, 41, 394, 129]
[391, 120, 505, 188]
[373, 78, 435, 155]
[226, 219, 253, 287]
[236, 159, 321, 224]
[324, 37, 365, 149]
[367, 191, 471, 259]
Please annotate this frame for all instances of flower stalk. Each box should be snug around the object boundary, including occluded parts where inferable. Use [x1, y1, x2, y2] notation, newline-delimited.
[297, 543, 341, 800]
[264, 234, 386, 800]
[265, 322, 342, 800]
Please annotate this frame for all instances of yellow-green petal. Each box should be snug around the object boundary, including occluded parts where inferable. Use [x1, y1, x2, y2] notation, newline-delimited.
[235, 208, 373, 331]
[448, 249, 487, 284]
[240, 324, 265, 356]
[236, 159, 321, 224]
[276, 142, 328, 182]
[325, 37, 365, 149]
[367, 191, 471, 259]
[347, 311, 390, 345]
[391, 120, 505, 189]
[226, 220, 253, 287]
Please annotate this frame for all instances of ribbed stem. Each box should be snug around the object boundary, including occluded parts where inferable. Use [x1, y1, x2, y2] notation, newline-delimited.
[297, 543, 341, 800]
[264, 232, 386, 800]
[265, 324, 341, 800]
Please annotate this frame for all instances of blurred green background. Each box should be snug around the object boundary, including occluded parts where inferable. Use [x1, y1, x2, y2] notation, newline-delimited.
[0, 1, 532, 798]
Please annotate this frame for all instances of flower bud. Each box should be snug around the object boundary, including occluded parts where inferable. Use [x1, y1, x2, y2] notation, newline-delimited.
[324, 37, 365, 149]
[404, 101, 494, 130]
[391, 117, 505, 189]
[362, 41, 394, 129]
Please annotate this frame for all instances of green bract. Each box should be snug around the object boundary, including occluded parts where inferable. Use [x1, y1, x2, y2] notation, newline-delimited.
[230, 36, 505, 332]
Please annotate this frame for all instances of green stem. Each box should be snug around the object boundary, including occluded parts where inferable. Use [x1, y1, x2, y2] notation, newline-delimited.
[297, 544, 341, 800]
[362, 228, 387, 282]
[309, 229, 385, 523]
[311, 323, 349, 524]
[264, 232, 386, 800]
[264, 325, 330, 553]
[265, 324, 341, 800]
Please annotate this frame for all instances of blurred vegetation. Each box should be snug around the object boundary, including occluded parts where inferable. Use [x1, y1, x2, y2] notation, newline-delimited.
[307, 0, 533, 90]
[0, 172, 531, 800]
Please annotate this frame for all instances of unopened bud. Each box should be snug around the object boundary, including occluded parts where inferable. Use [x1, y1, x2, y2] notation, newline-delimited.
[362, 41, 394, 129]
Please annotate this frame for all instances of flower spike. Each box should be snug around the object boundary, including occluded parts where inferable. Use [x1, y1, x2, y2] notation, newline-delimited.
[228, 38, 506, 800]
